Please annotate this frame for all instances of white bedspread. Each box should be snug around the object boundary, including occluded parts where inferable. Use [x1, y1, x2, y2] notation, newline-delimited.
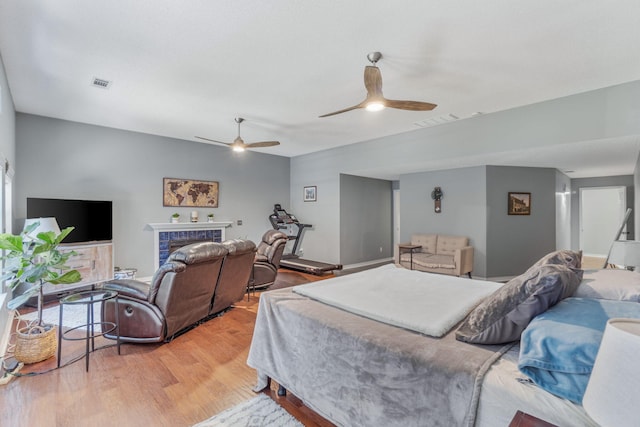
[293, 264, 503, 337]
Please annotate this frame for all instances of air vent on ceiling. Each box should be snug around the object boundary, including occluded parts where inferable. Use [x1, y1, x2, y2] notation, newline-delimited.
[414, 114, 459, 128]
[91, 77, 112, 89]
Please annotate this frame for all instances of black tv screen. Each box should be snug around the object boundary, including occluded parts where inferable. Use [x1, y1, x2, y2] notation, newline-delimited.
[26, 197, 113, 243]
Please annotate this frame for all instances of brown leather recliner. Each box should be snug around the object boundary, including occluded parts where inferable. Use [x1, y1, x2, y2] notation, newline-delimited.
[102, 241, 228, 343]
[209, 239, 256, 315]
[252, 230, 288, 289]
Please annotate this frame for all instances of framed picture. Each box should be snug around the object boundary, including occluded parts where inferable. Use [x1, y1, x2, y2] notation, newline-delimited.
[508, 192, 531, 215]
[304, 186, 317, 202]
[163, 178, 219, 207]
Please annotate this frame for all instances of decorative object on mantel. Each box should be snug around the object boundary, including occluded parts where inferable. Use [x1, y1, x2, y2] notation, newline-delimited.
[171, 213, 180, 223]
[191, 211, 199, 223]
[508, 192, 531, 215]
[207, 213, 215, 222]
[304, 185, 317, 202]
[0, 218, 81, 364]
[163, 177, 219, 207]
[431, 186, 443, 213]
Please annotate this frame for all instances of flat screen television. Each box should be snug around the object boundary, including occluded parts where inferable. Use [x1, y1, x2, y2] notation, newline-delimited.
[26, 197, 113, 244]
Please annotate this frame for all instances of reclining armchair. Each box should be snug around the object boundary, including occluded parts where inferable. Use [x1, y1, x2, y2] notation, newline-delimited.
[252, 230, 288, 289]
[209, 239, 256, 315]
[102, 241, 228, 343]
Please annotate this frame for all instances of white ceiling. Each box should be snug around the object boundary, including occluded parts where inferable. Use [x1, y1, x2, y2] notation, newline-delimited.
[1, 1, 640, 177]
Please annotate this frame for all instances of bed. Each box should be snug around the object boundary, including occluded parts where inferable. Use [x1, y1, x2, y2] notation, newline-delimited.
[247, 253, 640, 426]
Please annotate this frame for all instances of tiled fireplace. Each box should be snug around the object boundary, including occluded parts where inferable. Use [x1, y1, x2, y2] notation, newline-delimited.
[148, 221, 233, 270]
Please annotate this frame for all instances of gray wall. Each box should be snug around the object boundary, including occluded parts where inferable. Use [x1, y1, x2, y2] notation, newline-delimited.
[399, 166, 488, 277]
[339, 174, 392, 265]
[570, 175, 635, 249]
[486, 166, 557, 277]
[15, 114, 290, 276]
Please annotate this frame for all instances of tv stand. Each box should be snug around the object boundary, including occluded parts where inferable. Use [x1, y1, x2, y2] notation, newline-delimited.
[42, 242, 114, 296]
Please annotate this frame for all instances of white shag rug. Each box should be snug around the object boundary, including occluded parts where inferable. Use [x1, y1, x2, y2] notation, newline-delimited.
[19, 303, 103, 331]
[193, 395, 303, 427]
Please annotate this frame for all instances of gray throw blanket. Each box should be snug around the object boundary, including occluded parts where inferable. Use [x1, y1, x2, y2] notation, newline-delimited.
[247, 288, 511, 427]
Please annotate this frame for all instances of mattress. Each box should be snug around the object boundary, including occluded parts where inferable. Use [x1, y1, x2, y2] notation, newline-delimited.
[476, 345, 597, 427]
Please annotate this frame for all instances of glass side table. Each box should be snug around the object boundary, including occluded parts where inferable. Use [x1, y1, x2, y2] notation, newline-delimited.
[57, 290, 121, 372]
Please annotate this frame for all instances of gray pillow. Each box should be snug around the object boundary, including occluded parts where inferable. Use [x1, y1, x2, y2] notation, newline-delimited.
[532, 249, 582, 269]
[455, 264, 583, 344]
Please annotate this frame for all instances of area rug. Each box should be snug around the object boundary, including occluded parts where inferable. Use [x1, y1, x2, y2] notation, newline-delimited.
[193, 394, 303, 427]
[19, 303, 102, 331]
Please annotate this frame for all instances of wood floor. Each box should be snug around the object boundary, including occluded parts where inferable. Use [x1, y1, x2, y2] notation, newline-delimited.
[0, 269, 336, 427]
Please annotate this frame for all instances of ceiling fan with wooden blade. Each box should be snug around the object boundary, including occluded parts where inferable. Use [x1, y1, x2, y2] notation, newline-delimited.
[319, 52, 437, 118]
[196, 117, 280, 152]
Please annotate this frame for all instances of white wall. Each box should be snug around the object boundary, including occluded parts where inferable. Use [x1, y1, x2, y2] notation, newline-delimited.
[0, 52, 16, 361]
[555, 171, 572, 250]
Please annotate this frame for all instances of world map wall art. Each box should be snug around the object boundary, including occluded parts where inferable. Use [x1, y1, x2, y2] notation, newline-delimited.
[163, 178, 219, 207]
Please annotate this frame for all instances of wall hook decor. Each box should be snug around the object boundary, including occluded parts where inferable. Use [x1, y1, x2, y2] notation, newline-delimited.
[431, 187, 443, 213]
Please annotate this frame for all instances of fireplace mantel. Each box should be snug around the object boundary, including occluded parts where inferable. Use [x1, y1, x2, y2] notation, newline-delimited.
[147, 221, 233, 231]
[147, 221, 233, 270]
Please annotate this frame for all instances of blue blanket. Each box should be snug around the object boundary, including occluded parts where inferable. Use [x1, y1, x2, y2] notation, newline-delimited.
[518, 297, 640, 403]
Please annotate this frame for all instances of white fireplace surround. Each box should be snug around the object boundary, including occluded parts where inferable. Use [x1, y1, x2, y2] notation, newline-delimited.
[147, 221, 233, 271]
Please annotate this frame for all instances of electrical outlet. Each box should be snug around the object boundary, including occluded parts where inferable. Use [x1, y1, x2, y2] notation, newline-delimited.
[379, 246, 383, 253]
[237, 219, 243, 226]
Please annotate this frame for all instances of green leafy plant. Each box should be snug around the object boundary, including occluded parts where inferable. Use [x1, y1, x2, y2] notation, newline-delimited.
[0, 221, 81, 326]
[172, 213, 180, 218]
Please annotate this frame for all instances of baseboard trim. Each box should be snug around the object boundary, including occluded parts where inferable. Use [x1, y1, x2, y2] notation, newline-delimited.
[342, 257, 393, 272]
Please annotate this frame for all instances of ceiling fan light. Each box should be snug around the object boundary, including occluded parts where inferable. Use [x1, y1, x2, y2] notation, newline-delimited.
[366, 101, 385, 112]
[232, 145, 245, 152]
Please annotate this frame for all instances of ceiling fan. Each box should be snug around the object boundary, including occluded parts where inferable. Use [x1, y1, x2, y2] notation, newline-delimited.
[196, 117, 280, 152]
[319, 52, 437, 118]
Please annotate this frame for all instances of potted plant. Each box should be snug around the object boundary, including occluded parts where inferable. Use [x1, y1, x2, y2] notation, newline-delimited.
[171, 213, 180, 223]
[0, 221, 81, 363]
[207, 213, 215, 223]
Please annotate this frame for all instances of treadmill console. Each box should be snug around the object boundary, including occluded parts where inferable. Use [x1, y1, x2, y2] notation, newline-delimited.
[269, 204, 298, 228]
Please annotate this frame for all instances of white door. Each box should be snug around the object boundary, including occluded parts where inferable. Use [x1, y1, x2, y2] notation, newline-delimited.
[580, 186, 627, 257]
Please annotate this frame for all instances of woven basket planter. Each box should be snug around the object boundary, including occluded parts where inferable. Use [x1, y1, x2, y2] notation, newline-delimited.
[14, 324, 57, 364]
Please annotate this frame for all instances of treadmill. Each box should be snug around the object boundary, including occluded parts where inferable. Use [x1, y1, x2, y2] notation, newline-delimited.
[269, 204, 342, 275]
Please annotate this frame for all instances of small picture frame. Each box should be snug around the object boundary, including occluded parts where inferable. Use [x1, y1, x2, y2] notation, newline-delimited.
[304, 186, 317, 202]
[508, 192, 531, 215]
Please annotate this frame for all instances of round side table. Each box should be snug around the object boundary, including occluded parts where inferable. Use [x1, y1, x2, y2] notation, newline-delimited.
[57, 290, 121, 372]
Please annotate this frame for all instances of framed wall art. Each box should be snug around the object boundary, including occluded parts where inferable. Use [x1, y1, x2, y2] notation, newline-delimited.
[508, 192, 531, 215]
[163, 178, 219, 207]
[304, 186, 317, 202]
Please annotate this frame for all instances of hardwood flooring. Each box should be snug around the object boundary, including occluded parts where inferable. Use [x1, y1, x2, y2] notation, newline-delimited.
[0, 269, 336, 427]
